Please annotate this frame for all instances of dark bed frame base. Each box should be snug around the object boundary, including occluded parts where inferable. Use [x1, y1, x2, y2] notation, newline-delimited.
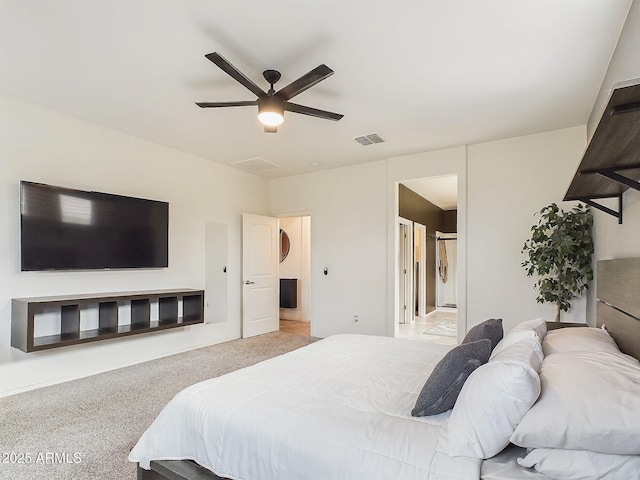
[137, 460, 227, 480]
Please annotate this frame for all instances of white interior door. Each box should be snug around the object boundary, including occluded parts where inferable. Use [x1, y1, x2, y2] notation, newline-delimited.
[242, 213, 279, 338]
[414, 223, 427, 317]
[398, 217, 414, 324]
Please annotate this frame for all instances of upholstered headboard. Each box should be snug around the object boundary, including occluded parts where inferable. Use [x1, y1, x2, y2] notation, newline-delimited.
[597, 258, 640, 361]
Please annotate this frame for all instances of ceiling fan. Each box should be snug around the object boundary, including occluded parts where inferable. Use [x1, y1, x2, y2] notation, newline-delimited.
[196, 52, 343, 133]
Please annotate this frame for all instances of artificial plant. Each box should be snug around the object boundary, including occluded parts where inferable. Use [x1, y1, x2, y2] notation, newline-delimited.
[521, 202, 594, 322]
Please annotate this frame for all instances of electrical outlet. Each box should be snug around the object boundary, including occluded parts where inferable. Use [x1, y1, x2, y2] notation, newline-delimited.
[353, 315, 359, 322]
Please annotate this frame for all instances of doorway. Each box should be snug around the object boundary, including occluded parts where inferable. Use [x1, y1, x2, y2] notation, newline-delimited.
[436, 232, 458, 308]
[395, 176, 458, 345]
[278, 215, 311, 337]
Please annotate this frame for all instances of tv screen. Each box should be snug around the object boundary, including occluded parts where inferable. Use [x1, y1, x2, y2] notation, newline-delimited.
[20, 181, 169, 271]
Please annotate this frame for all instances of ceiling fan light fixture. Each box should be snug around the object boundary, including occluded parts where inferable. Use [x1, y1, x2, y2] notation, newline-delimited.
[197, 53, 343, 130]
[258, 97, 285, 126]
[258, 111, 284, 126]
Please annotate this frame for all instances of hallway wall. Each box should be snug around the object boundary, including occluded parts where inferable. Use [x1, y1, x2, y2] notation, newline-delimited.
[443, 210, 457, 233]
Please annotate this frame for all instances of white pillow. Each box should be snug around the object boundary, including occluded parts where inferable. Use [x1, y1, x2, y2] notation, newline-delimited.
[490, 318, 545, 361]
[542, 326, 620, 357]
[437, 336, 542, 459]
[491, 330, 538, 361]
[510, 317, 547, 340]
[511, 350, 640, 454]
[490, 335, 543, 372]
[518, 448, 640, 480]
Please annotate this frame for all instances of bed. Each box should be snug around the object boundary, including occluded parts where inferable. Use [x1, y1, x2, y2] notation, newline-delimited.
[130, 258, 640, 480]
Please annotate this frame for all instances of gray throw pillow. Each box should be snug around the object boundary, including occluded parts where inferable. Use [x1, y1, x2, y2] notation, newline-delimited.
[411, 339, 492, 417]
[462, 318, 503, 352]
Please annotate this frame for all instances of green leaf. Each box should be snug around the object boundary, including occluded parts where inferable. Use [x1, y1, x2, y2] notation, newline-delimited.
[521, 202, 593, 319]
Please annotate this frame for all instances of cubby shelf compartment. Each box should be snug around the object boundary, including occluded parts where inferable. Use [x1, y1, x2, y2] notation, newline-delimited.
[11, 289, 205, 353]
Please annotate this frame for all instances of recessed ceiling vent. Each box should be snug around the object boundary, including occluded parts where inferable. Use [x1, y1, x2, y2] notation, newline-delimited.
[355, 133, 385, 146]
[231, 157, 281, 172]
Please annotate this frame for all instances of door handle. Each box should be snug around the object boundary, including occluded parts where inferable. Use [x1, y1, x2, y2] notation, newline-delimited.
[244, 280, 255, 285]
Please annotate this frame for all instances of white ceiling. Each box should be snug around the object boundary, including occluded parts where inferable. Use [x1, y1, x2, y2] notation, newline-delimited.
[0, 1, 632, 179]
[403, 175, 458, 211]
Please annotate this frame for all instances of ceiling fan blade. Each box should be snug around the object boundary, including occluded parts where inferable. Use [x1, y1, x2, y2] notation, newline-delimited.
[205, 52, 267, 98]
[284, 102, 343, 121]
[276, 65, 334, 101]
[195, 100, 258, 108]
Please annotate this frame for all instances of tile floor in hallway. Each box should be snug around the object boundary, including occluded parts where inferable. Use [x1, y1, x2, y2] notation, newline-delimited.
[279, 319, 311, 336]
[396, 308, 458, 346]
[279, 310, 457, 345]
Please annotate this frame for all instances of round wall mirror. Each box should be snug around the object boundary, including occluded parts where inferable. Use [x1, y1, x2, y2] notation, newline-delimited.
[280, 229, 290, 263]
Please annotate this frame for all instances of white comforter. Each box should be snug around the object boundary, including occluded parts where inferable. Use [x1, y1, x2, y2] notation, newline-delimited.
[129, 334, 481, 479]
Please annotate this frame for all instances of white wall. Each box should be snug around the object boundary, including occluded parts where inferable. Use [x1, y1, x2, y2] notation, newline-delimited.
[0, 94, 269, 396]
[584, 0, 640, 325]
[271, 128, 588, 341]
[270, 161, 389, 338]
[587, 0, 640, 139]
[1, 94, 597, 396]
[467, 126, 588, 331]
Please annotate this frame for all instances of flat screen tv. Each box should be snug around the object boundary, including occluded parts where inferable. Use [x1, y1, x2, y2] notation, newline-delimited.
[20, 181, 169, 271]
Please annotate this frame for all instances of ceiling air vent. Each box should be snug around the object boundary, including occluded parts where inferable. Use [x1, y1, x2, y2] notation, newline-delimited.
[355, 133, 385, 146]
[231, 157, 280, 172]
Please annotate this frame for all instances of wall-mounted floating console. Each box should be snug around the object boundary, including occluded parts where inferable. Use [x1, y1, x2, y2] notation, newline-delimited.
[564, 78, 640, 223]
[11, 289, 204, 352]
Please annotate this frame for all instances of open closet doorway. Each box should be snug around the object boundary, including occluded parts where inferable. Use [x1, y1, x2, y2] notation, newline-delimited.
[395, 176, 458, 346]
[398, 217, 414, 325]
[436, 231, 457, 309]
[278, 215, 311, 337]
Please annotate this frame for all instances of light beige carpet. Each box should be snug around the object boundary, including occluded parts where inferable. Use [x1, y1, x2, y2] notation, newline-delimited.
[0, 332, 317, 480]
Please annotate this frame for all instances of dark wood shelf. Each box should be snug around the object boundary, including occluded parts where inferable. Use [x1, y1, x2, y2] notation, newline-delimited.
[564, 78, 640, 223]
[33, 332, 80, 348]
[12, 289, 205, 352]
